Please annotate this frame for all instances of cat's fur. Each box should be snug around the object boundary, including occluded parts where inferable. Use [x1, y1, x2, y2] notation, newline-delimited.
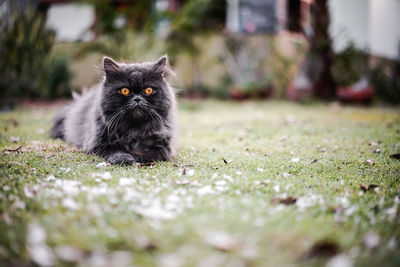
[50, 56, 177, 165]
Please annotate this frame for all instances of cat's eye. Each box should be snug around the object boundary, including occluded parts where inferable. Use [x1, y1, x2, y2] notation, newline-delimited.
[120, 88, 130, 95]
[144, 87, 153, 95]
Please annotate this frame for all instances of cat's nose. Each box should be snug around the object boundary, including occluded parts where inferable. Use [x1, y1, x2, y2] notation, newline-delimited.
[133, 97, 141, 103]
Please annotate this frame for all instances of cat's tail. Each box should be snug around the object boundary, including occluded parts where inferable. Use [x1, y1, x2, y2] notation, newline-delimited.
[49, 106, 69, 140]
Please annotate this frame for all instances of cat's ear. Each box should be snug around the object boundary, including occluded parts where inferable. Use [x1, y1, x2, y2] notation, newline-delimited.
[153, 55, 174, 77]
[103, 57, 121, 76]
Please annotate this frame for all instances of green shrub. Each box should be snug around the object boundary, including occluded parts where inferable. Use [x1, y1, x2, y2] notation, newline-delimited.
[371, 63, 400, 104]
[0, 9, 72, 109]
[38, 54, 72, 99]
[332, 44, 366, 87]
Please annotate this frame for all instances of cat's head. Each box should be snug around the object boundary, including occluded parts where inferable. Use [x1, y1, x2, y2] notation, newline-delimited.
[100, 56, 175, 126]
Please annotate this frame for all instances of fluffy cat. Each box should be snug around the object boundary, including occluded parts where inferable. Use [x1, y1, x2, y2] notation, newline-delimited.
[50, 56, 177, 165]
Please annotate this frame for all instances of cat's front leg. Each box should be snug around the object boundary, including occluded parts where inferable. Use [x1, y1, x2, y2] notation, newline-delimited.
[90, 143, 136, 165]
[107, 152, 136, 165]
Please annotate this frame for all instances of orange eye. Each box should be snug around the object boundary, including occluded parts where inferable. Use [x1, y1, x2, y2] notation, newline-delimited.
[144, 87, 153, 95]
[120, 88, 130, 95]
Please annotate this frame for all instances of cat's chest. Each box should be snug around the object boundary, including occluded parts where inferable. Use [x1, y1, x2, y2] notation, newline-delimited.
[115, 130, 167, 150]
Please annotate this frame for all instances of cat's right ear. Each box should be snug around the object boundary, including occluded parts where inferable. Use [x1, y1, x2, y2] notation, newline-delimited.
[103, 57, 121, 76]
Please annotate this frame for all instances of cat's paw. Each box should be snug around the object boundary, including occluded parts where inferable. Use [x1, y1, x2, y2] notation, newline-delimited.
[107, 152, 135, 165]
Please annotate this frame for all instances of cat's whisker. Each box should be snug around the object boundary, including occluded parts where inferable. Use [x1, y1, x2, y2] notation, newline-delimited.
[105, 108, 126, 142]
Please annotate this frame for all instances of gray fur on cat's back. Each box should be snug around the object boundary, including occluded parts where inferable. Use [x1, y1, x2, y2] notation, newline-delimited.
[50, 56, 177, 164]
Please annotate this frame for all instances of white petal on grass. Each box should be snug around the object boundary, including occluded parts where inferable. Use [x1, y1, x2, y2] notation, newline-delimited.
[55, 245, 82, 262]
[363, 232, 380, 249]
[96, 162, 111, 168]
[88, 250, 108, 267]
[91, 172, 112, 180]
[10, 136, 20, 142]
[344, 205, 358, 217]
[27, 223, 55, 266]
[296, 194, 324, 211]
[338, 196, 350, 208]
[326, 254, 353, 267]
[290, 157, 300, 163]
[24, 186, 35, 198]
[119, 177, 136, 186]
[123, 188, 141, 201]
[186, 169, 195, 176]
[109, 251, 133, 266]
[62, 198, 80, 210]
[60, 167, 71, 173]
[175, 179, 190, 185]
[54, 179, 81, 196]
[241, 241, 258, 259]
[45, 175, 56, 182]
[134, 199, 177, 220]
[273, 185, 280, 193]
[197, 185, 215, 196]
[205, 231, 238, 251]
[190, 180, 202, 187]
[388, 237, 397, 250]
[215, 185, 228, 192]
[13, 199, 26, 209]
[222, 174, 233, 182]
[284, 114, 296, 124]
[158, 253, 183, 267]
[386, 205, 398, 221]
[27, 223, 46, 245]
[29, 244, 56, 267]
[3, 185, 11, 191]
[215, 180, 227, 186]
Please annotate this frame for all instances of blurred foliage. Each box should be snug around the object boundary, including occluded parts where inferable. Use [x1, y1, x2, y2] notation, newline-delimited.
[77, 1, 157, 61]
[75, 31, 162, 63]
[332, 44, 366, 87]
[38, 54, 72, 99]
[0, 9, 72, 109]
[75, 0, 228, 98]
[220, 35, 295, 99]
[166, 0, 226, 60]
[371, 62, 400, 104]
[91, 1, 153, 35]
[269, 42, 296, 99]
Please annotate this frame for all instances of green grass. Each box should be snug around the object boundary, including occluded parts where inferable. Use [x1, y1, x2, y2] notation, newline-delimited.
[1, 100, 399, 267]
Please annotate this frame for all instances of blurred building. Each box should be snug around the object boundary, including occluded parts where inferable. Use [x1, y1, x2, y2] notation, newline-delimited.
[1, 0, 398, 61]
[226, 0, 400, 62]
[329, 0, 400, 61]
[44, 1, 94, 42]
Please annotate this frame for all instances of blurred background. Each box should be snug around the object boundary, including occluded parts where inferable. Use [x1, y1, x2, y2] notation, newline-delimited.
[0, 0, 399, 109]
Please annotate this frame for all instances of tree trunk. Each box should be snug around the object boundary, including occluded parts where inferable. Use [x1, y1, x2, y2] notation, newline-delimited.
[310, 0, 337, 99]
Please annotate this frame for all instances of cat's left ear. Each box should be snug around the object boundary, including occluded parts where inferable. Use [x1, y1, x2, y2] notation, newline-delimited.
[103, 57, 121, 76]
[153, 55, 174, 78]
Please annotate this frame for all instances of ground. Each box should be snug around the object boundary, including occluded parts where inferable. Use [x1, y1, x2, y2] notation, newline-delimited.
[0, 100, 399, 267]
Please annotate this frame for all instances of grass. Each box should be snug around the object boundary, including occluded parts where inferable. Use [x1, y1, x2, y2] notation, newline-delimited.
[0, 100, 399, 267]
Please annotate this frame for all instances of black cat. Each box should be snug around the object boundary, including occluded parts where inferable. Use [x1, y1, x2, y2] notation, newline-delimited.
[50, 56, 177, 165]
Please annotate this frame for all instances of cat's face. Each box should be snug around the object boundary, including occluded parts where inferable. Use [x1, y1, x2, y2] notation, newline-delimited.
[100, 56, 173, 126]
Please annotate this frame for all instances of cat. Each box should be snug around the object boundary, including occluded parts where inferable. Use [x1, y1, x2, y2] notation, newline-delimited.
[50, 56, 177, 165]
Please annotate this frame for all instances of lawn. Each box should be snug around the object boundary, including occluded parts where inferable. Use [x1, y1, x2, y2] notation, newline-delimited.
[0, 100, 399, 267]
